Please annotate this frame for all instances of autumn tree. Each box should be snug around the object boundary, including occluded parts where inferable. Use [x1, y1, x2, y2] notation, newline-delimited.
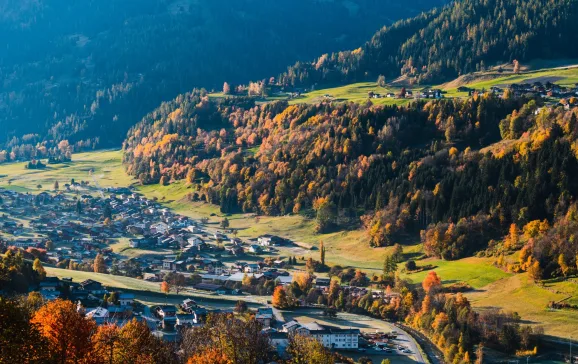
[286, 333, 334, 364]
[234, 300, 248, 313]
[272, 286, 291, 309]
[223, 82, 231, 95]
[113, 318, 175, 363]
[159, 176, 169, 186]
[33, 258, 46, 280]
[558, 254, 570, 277]
[504, 223, 519, 249]
[293, 272, 313, 292]
[313, 197, 335, 233]
[165, 272, 186, 294]
[92, 324, 121, 364]
[32, 299, 96, 363]
[46, 240, 55, 251]
[528, 260, 543, 281]
[391, 243, 403, 263]
[94, 253, 107, 273]
[188, 348, 231, 364]
[161, 281, 172, 295]
[181, 313, 270, 364]
[422, 271, 442, 294]
[513, 60, 520, 74]
[0, 297, 51, 363]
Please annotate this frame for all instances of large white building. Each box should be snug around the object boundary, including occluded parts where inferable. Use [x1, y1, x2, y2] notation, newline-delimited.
[280, 320, 360, 349]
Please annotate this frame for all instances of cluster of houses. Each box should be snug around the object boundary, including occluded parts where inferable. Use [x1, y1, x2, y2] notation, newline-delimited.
[458, 81, 578, 109]
[38, 276, 134, 320]
[0, 186, 296, 284]
[367, 88, 443, 100]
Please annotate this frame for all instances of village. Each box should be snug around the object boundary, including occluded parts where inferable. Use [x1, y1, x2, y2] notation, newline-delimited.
[0, 184, 420, 361]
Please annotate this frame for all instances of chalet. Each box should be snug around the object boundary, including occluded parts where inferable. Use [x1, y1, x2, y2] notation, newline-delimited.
[226, 245, 244, 256]
[108, 305, 133, 319]
[256, 308, 274, 328]
[157, 305, 177, 318]
[186, 225, 203, 234]
[151, 222, 169, 235]
[213, 232, 227, 240]
[206, 261, 225, 275]
[258, 234, 283, 246]
[248, 245, 262, 254]
[39, 281, 60, 292]
[162, 259, 184, 271]
[181, 298, 197, 312]
[282, 320, 301, 333]
[118, 293, 135, 306]
[244, 263, 260, 273]
[80, 279, 106, 295]
[176, 314, 197, 326]
[187, 236, 205, 248]
[126, 224, 145, 235]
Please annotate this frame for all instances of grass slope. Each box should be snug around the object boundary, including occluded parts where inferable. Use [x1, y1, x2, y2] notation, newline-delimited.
[466, 273, 578, 338]
[258, 65, 578, 106]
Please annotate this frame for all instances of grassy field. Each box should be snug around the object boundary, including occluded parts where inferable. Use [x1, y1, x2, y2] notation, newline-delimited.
[44, 267, 264, 308]
[287, 82, 412, 106]
[466, 273, 578, 338]
[247, 65, 578, 107]
[45, 267, 164, 292]
[109, 238, 174, 259]
[401, 257, 512, 290]
[0, 149, 135, 194]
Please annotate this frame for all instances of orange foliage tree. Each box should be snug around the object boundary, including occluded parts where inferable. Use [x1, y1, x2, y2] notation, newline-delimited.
[422, 271, 442, 294]
[272, 286, 291, 309]
[32, 299, 96, 363]
[187, 347, 231, 364]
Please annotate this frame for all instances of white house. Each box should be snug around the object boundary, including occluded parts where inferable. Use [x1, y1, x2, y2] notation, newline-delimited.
[118, 293, 135, 306]
[151, 222, 169, 235]
[258, 235, 273, 246]
[187, 236, 205, 247]
[244, 263, 260, 273]
[176, 314, 197, 326]
[162, 259, 176, 270]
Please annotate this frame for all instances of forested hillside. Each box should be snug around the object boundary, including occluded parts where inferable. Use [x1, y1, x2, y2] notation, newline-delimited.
[0, 0, 444, 161]
[276, 0, 578, 87]
[123, 84, 578, 277]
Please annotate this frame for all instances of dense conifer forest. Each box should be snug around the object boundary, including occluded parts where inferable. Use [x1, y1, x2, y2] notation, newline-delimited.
[276, 0, 578, 87]
[0, 0, 444, 160]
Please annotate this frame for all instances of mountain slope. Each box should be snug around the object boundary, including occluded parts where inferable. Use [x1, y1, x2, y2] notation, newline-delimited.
[0, 0, 445, 159]
[276, 0, 578, 87]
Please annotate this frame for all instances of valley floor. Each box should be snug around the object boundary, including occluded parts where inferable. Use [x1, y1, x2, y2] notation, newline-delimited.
[1, 149, 577, 340]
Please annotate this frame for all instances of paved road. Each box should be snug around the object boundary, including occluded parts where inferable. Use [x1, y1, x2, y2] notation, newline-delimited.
[282, 307, 429, 363]
[390, 325, 428, 364]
